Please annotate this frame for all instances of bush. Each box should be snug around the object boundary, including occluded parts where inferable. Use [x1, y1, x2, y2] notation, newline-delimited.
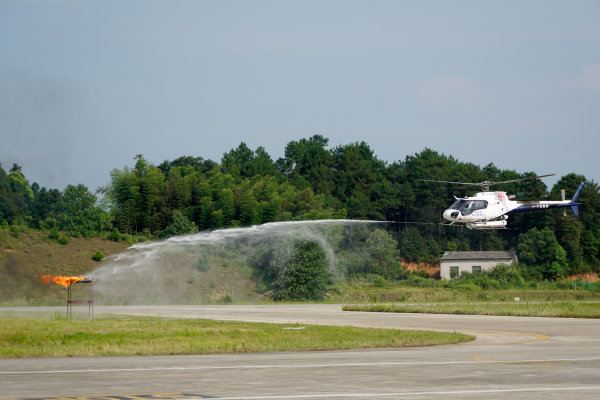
[48, 228, 60, 240]
[220, 294, 233, 304]
[108, 229, 121, 242]
[404, 274, 439, 287]
[92, 251, 104, 261]
[58, 235, 69, 245]
[160, 210, 197, 238]
[10, 225, 21, 238]
[472, 274, 500, 289]
[195, 254, 212, 272]
[259, 240, 330, 301]
[446, 280, 478, 291]
[373, 275, 386, 287]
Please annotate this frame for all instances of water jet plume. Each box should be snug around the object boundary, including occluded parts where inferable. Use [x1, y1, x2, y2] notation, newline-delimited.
[89, 219, 384, 305]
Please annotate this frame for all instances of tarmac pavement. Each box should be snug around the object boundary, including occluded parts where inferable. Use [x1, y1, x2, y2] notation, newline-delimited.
[1, 304, 599, 399]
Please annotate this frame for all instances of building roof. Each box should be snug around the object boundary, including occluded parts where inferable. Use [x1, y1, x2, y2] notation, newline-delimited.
[441, 251, 518, 262]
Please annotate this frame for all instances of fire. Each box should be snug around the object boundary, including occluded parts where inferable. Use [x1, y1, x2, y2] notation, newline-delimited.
[41, 274, 85, 288]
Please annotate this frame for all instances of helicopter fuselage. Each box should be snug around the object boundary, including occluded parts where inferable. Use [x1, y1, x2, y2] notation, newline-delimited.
[442, 187, 583, 229]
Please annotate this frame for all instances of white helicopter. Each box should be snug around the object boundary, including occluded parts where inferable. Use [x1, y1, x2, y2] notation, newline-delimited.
[421, 175, 585, 229]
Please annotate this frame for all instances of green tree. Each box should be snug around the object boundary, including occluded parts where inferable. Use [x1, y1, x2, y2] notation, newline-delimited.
[331, 142, 385, 219]
[516, 227, 568, 280]
[399, 227, 428, 263]
[109, 155, 166, 234]
[109, 166, 142, 233]
[29, 185, 61, 229]
[548, 246, 568, 279]
[382, 162, 414, 223]
[222, 143, 278, 180]
[277, 135, 335, 194]
[217, 188, 235, 226]
[357, 229, 405, 280]
[222, 142, 254, 180]
[275, 241, 330, 301]
[580, 230, 599, 265]
[160, 209, 197, 238]
[58, 184, 113, 237]
[158, 155, 217, 176]
[0, 163, 25, 222]
[8, 163, 33, 202]
[554, 217, 584, 272]
[211, 209, 224, 228]
[138, 160, 166, 233]
[344, 229, 406, 280]
[198, 196, 214, 229]
[239, 190, 259, 226]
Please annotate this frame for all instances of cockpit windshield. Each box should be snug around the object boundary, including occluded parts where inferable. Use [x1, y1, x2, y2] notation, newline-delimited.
[449, 200, 488, 216]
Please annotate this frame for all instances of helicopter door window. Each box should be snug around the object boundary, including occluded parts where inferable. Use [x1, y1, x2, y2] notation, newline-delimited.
[473, 200, 488, 210]
[459, 200, 488, 216]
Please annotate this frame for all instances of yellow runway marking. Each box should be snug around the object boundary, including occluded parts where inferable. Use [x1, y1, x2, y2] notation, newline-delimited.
[367, 324, 550, 345]
[468, 330, 550, 345]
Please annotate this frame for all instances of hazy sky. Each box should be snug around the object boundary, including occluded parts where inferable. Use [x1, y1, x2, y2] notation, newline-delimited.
[1, 0, 599, 192]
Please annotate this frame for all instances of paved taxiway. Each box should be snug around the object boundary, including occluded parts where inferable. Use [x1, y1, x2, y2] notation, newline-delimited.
[1, 304, 600, 399]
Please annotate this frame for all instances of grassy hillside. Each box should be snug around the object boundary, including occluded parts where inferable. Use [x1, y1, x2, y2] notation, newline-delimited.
[0, 229, 261, 305]
[0, 229, 128, 304]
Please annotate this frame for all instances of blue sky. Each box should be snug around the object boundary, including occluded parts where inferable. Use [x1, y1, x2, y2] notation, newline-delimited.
[1, 0, 599, 192]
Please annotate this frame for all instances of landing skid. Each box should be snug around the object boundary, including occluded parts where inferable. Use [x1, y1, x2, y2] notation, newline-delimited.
[441, 221, 509, 230]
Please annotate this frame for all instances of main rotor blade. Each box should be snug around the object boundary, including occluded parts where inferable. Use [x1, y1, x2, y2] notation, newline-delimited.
[417, 179, 483, 186]
[489, 174, 555, 186]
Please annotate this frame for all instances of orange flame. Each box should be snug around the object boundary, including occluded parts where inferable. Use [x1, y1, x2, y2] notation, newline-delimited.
[41, 274, 52, 285]
[41, 275, 85, 288]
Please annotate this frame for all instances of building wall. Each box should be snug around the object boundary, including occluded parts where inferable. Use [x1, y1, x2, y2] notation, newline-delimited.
[440, 259, 514, 279]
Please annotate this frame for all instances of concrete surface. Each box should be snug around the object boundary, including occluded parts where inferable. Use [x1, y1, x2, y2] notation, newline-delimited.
[1, 304, 599, 399]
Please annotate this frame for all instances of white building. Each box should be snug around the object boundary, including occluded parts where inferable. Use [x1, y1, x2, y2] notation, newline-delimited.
[440, 251, 518, 279]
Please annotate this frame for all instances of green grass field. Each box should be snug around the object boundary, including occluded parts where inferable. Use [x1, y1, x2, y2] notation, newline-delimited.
[343, 301, 600, 318]
[329, 282, 600, 304]
[0, 313, 473, 358]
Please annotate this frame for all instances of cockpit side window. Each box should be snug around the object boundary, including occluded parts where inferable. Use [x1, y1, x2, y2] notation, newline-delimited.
[453, 200, 488, 215]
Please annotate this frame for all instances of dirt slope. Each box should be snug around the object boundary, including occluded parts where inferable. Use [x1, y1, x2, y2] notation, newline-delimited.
[0, 230, 128, 304]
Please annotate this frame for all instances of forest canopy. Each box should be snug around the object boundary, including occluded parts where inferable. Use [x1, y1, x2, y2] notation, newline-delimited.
[2, 135, 599, 277]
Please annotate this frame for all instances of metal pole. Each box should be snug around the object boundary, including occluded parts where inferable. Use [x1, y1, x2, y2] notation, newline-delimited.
[90, 278, 94, 320]
[67, 284, 71, 318]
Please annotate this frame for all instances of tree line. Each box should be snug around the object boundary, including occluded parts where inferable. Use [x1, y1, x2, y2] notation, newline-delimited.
[2, 135, 600, 279]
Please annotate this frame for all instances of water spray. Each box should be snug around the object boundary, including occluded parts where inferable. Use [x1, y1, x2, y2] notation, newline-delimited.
[90, 219, 386, 305]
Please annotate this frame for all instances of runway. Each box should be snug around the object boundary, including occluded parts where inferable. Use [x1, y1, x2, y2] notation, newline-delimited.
[1, 304, 600, 399]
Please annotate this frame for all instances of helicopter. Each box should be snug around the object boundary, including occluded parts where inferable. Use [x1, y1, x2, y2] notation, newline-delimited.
[420, 174, 585, 229]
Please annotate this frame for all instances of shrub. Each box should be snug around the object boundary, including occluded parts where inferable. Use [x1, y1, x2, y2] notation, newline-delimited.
[10, 225, 21, 238]
[404, 274, 439, 287]
[92, 251, 104, 261]
[195, 254, 212, 272]
[373, 275, 385, 287]
[220, 294, 233, 304]
[373, 275, 386, 288]
[160, 210, 197, 238]
[261, 240, 330, 301]
[58, 235, 69, 245]
[48, 228, 60, 240]
[108, 229, 121, 242]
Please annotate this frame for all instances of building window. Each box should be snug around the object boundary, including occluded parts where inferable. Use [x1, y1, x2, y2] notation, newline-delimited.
[472, 266, 482, 275]
[450, 266, 459, 279]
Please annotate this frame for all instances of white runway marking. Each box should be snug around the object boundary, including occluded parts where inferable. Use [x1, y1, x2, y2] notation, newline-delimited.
[187, 386, 600, 399]
[2, 357, 599, 375]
